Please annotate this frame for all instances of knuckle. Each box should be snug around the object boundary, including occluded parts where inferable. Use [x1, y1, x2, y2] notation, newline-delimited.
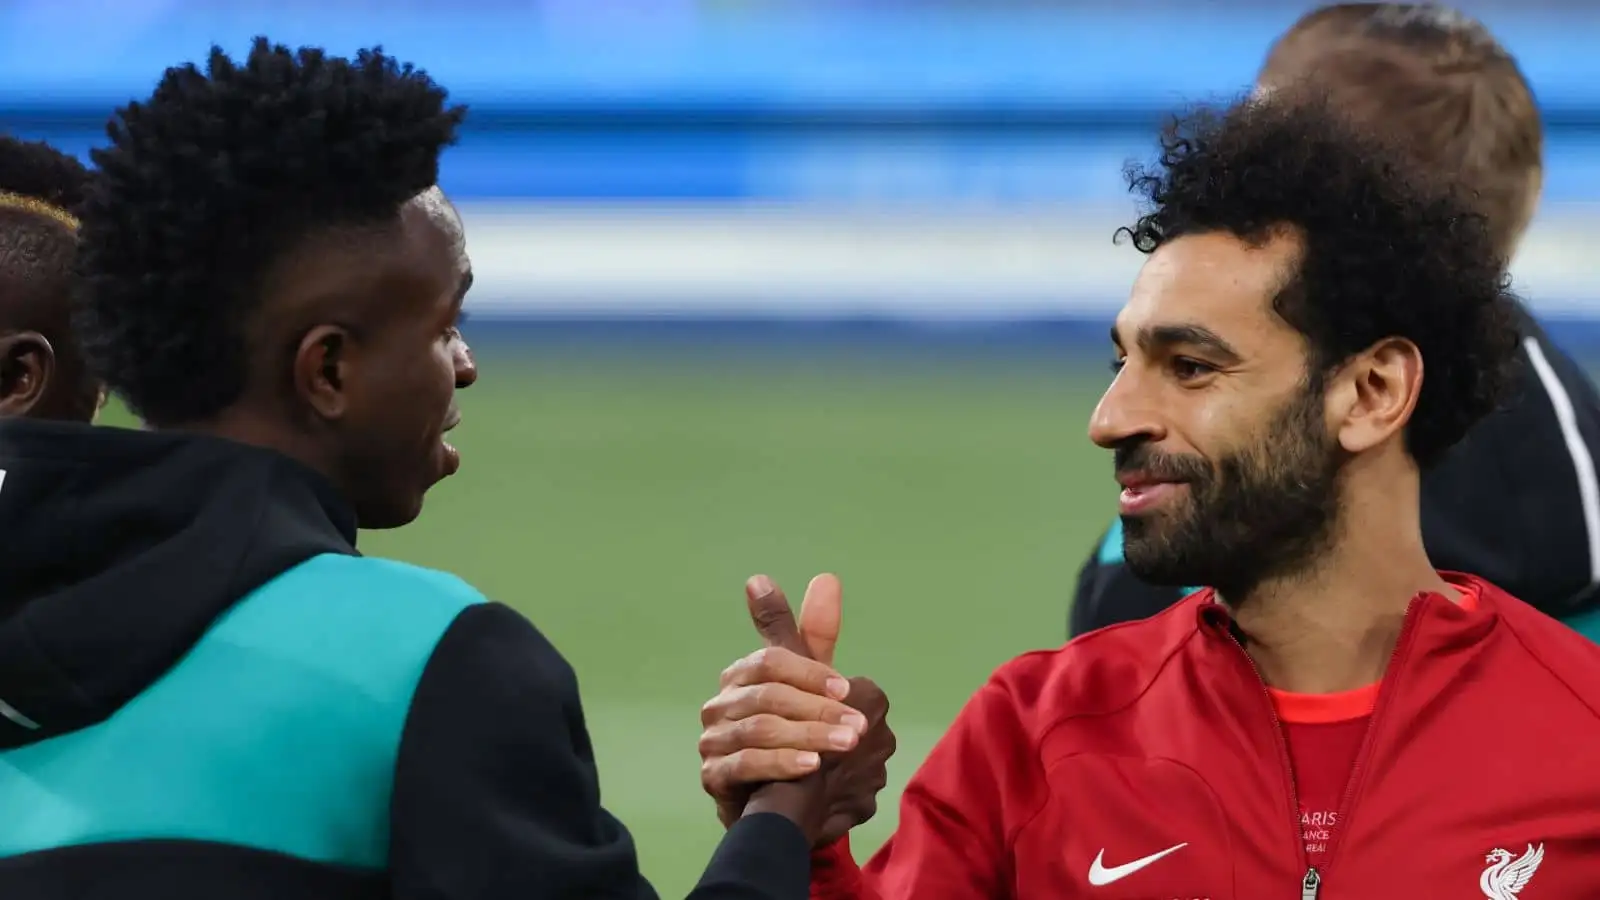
[749, 682, 774, 711]
[749, 647, 772, 671]
[725, 750, 757, 782]
[700, 757, 725, 792]
[732, 715, 766, 746]
[700, 695, 725, 727]
[752, 607, 790, 634]
[743, 714, 782, 745]
[719, 658, 748, 688]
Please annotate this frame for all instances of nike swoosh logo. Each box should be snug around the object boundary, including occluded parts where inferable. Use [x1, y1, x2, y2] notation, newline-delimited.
[1087, 842, 1189, 886]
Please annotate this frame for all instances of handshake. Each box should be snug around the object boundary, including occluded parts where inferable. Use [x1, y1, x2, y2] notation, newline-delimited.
[698, 573, 898, 848]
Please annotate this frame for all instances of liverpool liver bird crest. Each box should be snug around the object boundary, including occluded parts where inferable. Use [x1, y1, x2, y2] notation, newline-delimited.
[1479, 843, 1543, 899]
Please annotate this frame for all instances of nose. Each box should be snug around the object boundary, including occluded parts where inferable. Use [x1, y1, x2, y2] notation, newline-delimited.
[454, 336, 478, 390]
[1088, 367, 1166, 450]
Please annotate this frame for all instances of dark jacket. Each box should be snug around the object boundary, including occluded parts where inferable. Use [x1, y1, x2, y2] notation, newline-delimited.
[1072, 310, 1600, 639]
[0, 419, 807, 900]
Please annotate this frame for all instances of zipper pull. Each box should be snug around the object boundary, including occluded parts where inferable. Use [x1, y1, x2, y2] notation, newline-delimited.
[1301, 867, 1322, 900]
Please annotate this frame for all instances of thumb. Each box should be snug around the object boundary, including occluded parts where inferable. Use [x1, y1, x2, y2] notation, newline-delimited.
[746, 574, 808, 656]
[798, 573, 842, 668]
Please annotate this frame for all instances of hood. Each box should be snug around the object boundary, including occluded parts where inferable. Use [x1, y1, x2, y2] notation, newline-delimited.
[0, 418, 357, 749]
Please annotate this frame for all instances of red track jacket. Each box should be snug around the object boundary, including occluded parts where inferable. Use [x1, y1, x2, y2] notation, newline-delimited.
[811, 574, 1600, 899]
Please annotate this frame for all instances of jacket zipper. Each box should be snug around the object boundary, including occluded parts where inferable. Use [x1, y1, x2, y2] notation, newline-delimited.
[1227, 597, 1425, 900]
[1226, 631, 1315, 898]
[1316, 598, 1422, 882]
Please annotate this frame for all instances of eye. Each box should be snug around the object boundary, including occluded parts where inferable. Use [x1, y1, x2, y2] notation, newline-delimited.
[1171, 357, 1216, 381]
[1108, 357, 1126, 374]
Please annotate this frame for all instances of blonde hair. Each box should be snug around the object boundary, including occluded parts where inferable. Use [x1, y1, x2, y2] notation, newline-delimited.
[1260, 3, 1543, 262]
[0, 190, 80, 231]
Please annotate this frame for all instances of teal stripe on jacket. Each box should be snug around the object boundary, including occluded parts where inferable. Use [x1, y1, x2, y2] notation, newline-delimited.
[1564, 606, 1600, 644]
[0, 553, 483, 868]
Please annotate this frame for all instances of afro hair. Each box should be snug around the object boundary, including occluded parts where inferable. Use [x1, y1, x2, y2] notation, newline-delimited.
[1117, 90, 1522, 468]
[0, 135, 89, 211]
[73, 37, 467, 426]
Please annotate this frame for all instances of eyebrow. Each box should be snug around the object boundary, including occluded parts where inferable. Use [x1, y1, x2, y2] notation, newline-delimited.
[1111, 322, 1243, 365]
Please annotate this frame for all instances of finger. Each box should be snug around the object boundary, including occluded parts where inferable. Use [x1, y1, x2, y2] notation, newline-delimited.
[701, 682, 870, 732]
[747, 574, 809, 655]
[698, 713, 863, 758]
[720, 646, 850, 700]
[703, 748, 821, 794]
[799, 573, 843, 668]
[842, 676, 889, 723]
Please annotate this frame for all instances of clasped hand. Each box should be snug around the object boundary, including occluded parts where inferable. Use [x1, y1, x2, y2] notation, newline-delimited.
[699, 574, 896, 848]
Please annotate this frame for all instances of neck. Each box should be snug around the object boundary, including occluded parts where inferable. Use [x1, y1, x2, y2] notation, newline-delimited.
[1223, 470, 1456, 695]
[160, 404, 338, 488]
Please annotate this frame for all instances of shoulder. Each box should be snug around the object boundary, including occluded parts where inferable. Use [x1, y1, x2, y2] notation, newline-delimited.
[239, 553, 485, 626]
[987, 592, 1207, 731]
[1479, 580, 1600, 717]
[266, 552, 487, 606]
[211, 553, 489, 702]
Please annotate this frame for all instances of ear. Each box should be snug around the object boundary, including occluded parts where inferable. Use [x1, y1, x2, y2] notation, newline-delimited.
[1328, 337, 1423, 455]
[0, 331, 56, 417]
[292, 325, 358, 421]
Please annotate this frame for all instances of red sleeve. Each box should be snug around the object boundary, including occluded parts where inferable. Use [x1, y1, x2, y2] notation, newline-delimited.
[809, 672, 1050, 899]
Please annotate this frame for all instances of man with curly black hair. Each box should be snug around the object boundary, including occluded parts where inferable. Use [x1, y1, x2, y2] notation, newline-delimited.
[1071, 1, 1600, 643]
[0, 39, 868, 900]
[0, 135, 100, 421]
[697, 91, 1600, 897]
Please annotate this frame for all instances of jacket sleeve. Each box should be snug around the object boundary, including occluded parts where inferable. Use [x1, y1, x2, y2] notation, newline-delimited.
[1418, 318, 1600, 619]
[808, 674, 1047, 900]
[1069, 520, 1188, 639]
[388, 602, 811, 900]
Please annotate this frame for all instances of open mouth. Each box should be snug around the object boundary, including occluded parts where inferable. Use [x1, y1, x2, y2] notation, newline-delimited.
[1116, 474, 1188, 515]
[440, 414, 462, 474]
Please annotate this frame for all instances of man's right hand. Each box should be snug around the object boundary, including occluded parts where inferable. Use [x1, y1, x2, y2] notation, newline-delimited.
[700, 574, 896, 848]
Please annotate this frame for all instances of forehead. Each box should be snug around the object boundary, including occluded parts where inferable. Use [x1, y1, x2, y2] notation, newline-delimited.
[403, 186, 467, 264]
[1116, 231, 1300, 350]
[393, 187, 469, 295]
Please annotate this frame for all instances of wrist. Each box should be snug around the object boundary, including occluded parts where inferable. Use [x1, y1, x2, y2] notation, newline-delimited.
[742, 780, 819, 837]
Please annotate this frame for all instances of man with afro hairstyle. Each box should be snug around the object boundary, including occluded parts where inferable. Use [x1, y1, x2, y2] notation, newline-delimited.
[0, 38, 867, 900]
[1071, 2, 1600, 641]
[698, 90, 1600, 897]
[0, 135, 101, 421]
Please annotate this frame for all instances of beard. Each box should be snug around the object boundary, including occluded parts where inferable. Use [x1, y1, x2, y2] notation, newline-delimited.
[1118, 380, 1346, 599]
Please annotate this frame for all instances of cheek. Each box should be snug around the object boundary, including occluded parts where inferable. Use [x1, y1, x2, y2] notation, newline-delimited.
[1171, 389, 1253, 460]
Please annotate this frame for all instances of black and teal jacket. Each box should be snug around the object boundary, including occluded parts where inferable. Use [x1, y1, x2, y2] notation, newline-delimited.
[0, 419, 808, 900]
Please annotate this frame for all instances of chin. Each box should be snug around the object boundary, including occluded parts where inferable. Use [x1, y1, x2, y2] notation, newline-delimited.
[355, 493, 426, 531]
[1124, 560, 1204, 589]
[1122, 533, 1209, 588]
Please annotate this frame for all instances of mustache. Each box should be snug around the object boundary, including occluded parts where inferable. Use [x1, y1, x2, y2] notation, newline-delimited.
[1113, 442, 1212, 482]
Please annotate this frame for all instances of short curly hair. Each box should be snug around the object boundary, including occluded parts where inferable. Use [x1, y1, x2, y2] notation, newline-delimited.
[74, 38, 467, 425]
[0, 135, 89, 299]
[1117, 91, 1521, 469]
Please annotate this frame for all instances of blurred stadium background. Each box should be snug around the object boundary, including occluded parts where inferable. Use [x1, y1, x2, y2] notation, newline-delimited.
[3, 0, 1597, 892]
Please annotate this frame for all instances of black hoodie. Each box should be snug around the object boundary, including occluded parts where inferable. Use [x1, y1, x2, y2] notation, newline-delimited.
[0, 419, 809, 900]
